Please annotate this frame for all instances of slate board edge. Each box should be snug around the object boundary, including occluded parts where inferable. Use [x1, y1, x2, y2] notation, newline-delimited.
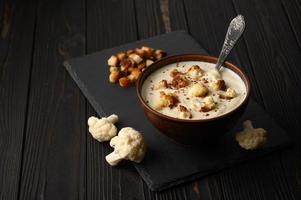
[65, 55, 292, 192]
[63, 31, 292, 192]
[135, 141, 292, 191]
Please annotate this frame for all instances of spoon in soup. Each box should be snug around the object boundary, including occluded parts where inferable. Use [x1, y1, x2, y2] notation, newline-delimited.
[215, 15, 245, 71]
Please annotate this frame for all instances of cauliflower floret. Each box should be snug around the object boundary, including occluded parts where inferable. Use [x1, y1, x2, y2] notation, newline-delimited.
[155, 91, 179, 110]
[87, 114, 119, 142]
[178, 105, 192, 119]
[235, 120, 267, 150]
[211, 79, 226, 91]
[225, 88, 236, 98]
[220, 88, 237, 99]
[105, 127, 147, 166]
[188, 83, 208, 97]
[154, 79, 168, 90]
[200, 96, 215, 112]
[187, 65, 204, 80]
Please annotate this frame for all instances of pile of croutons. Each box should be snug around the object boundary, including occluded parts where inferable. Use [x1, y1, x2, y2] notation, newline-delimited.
[107, 46, 166, 87]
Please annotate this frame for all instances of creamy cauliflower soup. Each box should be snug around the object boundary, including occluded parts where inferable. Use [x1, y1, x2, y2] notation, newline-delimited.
[141, 61, 247, 120]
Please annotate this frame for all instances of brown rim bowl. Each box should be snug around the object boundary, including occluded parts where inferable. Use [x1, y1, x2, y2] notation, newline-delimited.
[136, 54, 251, 145]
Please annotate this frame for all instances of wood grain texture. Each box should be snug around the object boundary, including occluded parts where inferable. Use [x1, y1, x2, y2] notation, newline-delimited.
[86, 1, 145, 200]
[168, 0, 188, 31]
[183, 0, 299, 199]
[86, 0, 137, 52]
[17, 0, 86, 199]
[135, 0, 165, 37]
[0, 0, 37, 199]
[232, 0, 301, 136]
[280, 0, 301, 51]
[0, 0, 300, 199]
[231, 1, 301, 199]
[232, 0, 301, 199]
[159, 0, 171, 33]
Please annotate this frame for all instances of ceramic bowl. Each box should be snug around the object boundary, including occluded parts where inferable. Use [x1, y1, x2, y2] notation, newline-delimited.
[136, 54, 251, 145]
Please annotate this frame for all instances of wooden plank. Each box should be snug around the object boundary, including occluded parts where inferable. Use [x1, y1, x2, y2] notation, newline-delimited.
[168, 0, 188, 31]
[17, 0, 87, 199]
[0, 0, 11, 64]
[135, 0, 165, 37]
[86, 1, 146, 200]
[232, 0, 301, 137]
[232, 0, 301, 199]
[0, 0, 37, 199]
[86, 0, 137, 51]
[183, 0, 299, 199]
[206, 154, 294, 200]
[235, 1, 301, 199]
[281, 0, 301, 50]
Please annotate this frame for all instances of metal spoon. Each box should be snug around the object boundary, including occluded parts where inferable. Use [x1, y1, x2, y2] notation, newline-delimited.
[215, 15, 245, 71]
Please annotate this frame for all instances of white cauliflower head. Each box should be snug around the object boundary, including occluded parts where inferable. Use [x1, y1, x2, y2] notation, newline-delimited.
[105, 127, 147, 166]
[225, 88, 236, 98]
[88, 114, 118, 142]
[187, 65, 204, 80]
[200, 96, 215, 112]
[219, 88, 237, 99]
[178, 105, 192, 119]
[235, 120, 267, 150]
[188, 83, 208, 97]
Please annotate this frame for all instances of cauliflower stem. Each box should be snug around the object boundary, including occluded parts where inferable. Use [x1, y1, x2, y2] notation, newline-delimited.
[105, 127, 146, 166]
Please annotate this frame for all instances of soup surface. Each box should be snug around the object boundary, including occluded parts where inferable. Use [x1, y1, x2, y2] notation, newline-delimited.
[142, 61, 247, 120]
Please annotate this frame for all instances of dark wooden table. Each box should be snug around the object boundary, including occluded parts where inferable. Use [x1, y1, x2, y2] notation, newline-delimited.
[1, 0, 301, 199]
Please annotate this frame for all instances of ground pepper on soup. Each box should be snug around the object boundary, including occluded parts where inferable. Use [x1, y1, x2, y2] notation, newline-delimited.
[142, 61, 247, 120]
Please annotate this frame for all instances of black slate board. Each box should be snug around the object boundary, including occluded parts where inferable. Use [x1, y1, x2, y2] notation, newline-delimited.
[64, 31, 291, 191]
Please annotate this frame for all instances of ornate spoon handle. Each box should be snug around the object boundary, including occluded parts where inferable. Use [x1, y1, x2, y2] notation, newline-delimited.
[215, 15, 245, 71]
